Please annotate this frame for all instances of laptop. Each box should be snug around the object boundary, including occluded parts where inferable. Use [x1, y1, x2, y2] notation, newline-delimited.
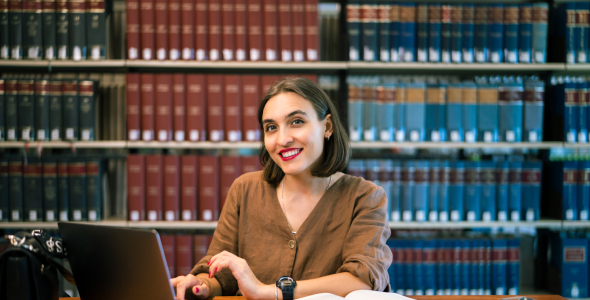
[58, 222, 177, 300]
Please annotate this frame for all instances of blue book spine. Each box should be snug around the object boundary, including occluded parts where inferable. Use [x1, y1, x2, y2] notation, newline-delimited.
[405, 83, 426, 142]
[441, 5, 451, 62]
[363, 85, 378, 141]
[439, 161, 450, 222]
[395, 240, 405, 294]
[522, 161, 542, 221]
[347, 3, 362, 61]
[580, 162, 590, 220]
[563, 161, 579, 220]
[465, 162, 481, 221]
[531, 3, 548, 63]
[402, 161, 415, 222]
[414, 160, 429, 222]
[378, 85, 395, 141]
[484, 239, 493, 295]
[42, 159, 58, 221]
[523, 80, 545, 142]
[379, 4, 391, 61]
[405, 240, 415, 295]
[518, 4, 532, 63]
[386, 239, 397, 291]
[400, 3, 416, 62]
[452, 240, 462, 295]
[477, 84, 499, 142]
[391, 161, 402, 221]
[426, 85, 445, 142]
[414, 240, 425, 295]
[8, 160, 23, 221]
[463, 83, 477, 142]
[445, 240, 454, 295]
[474, 5, 488, 63]
[508, 161, 523, 221]
[416, 4, 429, 62]
[503, 4, 519, 63]
[564, 82, 578, 142]
[429, 4, 442, 62]
[566, 2, 576, 63]
[423, 240, 437, 295]
[428, 161, 440, 222]
[462, 4, 474, 63]
[438, 96, 447, 142]
[498, 83, 524, 142]
[507, 239, 520, 295]
[447, 84, 463, 142]
[561, 238, 589, 298]
[488, 4, 504, 63]
[492, 239, 508, 295]
[361, 4, 379, 61]
[347, 83, 364, 142]
[436, 240, 448, 295]
[579, 82, 589, 143]
[577, 3, 590, 63]
[449, 161, 465, 222]
[390, 4, 401, 62]
[395, 84, 406, 141]
[451, 5, 463, 63]
[23, 158, 43, 221]
[460, 240, 471, 295]
[481, 161, 497, 221]
[496, 161, 509, 221]
[474, 240, 484, 295]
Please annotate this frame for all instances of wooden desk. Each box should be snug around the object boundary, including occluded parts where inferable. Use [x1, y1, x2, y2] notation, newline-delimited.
[61, 295, 566, 300]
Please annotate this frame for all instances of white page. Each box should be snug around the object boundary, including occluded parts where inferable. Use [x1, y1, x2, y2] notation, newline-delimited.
[297, 293, 345, 300]
[345, 291, 417, 300]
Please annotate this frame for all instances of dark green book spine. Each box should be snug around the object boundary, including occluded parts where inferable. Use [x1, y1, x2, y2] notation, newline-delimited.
[86, 0, 104, 60]
[68, 160, 86, 221]
[8, 0, 23, 59]
[0, 159, 8, 221]
[56, 0, 68, 59]
[62, 79, 78, 140]
[42, 159, 58, 221]
[17, 79, 35, 141]
[8, 160, 23, 221]
[68, 0, 85, 60]
[34, 80, 49, 140]
[57, 159, 69, 220]
[79, 80, 94, 140]
[4, 79, 18, 140]
[22, 0, 43, 59]
[42, 0, 56, 59]
[85, 158, 102, 221]
[1, 0, 9, 59]
[23, 158, 43, 222]
[0, 79, 5, 141]
[48, 80, 62, 140]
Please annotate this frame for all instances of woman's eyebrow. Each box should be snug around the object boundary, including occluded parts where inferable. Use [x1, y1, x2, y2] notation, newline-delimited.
[262, 110, 308, 124]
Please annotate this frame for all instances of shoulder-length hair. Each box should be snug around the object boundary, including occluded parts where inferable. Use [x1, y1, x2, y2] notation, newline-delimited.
[257, 77, 350, 185]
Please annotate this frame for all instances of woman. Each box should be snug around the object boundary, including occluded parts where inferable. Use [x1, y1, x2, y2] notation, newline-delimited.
[172, 77, 392, 300]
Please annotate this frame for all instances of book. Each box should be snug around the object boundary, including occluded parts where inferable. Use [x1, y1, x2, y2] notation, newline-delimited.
[0, 159, 7, 221]
[427, 161, 439, 222]
[8, 160, 23, 221]
[503, 4, 518, 63]
[462, 4, 474, 63]
[423, 240, 437, 295]
[394, 83, 405, 142]
[140, 74, 154, 141]
[508, 161, 522, 221]
[426, 83, 445, 142]
[401, 161, 414, 222]
[580, 162, 590, 220]
[0, 0, 9, 59]
[518, 4, 532, 63]
[127, 154, 145, 221]
[17, 79, 35, 141]
[563, 161, 579, 220]
[578, 3, 590, 63]
[48, 80, 62, 141]
[498, 82, 524, 142]
[413, 161, 428, 222]
[438, 161, 450, 222]
[460, 240, 470, 295]
[441, 4, 451, 62]
[488, 4, 503, 63]
[561, 238, 589, 298]
[242, 75, 260, 141]
[414, 239, 424, 295]
[565, 81, 578, 142]
[360, 3, 378, 61]
[390, 161, 401, 221]
[126, 73, 141, 141]
[405, 83, 425, 142]
[0, 79, 4, 141]
[34, 80, 49, 141]
[492, 239, 508, 295]
[480, 161, 496, 221]
[523, 79, 545, 142]
[57, 159, 69, 221]
[447, 84, 463, 142]
[235, 0, 247, 61]
[347, 81, 363, 142]
[220, 156, 240, 211]
[175, 235, 193, 277]
[578, 81, 589, 143]
[140, 0, 155, 60]
[56, 0, 68, 59]
[428, 3, 441, 62]
[181, 0, 194, 60]
[277, 0, 290, 61]
[496, 161, 509, 221]
[404, 240, 415, 295]
[78, 80, 95, 141]
[155, 74, 172, 141]
[68, 159, 87, 221]
[154, 0, 168, 60]
[173, 74, 186, 141]
[195, 0, 208, 60]
[5, 80, 18, 141]
[198, 155, 220, 221]
[145, 155, 163, 221]
[163, 155, 180, 221]
[68, 0, 86, 60]
[9, 0, 23, 59]
[389, 4, 399, 62]
[262, 0, 277, 61]
[362, 84, 377, 141]
[62, 80, 79, 141]
[126, 0, 140, 59]
[379, 4, 391, 62]
[290, 0, 304, 61]
[221, 0, 234, 60]
[451, 239, 461, 295]
[86, 158, 102, 221]
[531, 3, 548, 63]
[399, 3, 416, 62]
[193, 234, 210, 263]
[437, 240, 451, 294]
[42, 159, 58, 221]
[449, 161, 465, 222]
[160, 235, 176, 277]
[23, 158, 43, 221]
[377, 84, 394, 142]
[450, 4, 462, 63]
[186, 74, 207, 141]
[247, 0, 262, 61]
[474, 5, 487, 62]
[522, 161, 541, 221]
[180, 155, 198, 221]
[465, 162, 481, 221]
[304, 0, 318, 61]
[86, 0, 106, 60]
[224, 75, 241, 141]
[378, 160, 393, 221]
[241, 156, 260, 174]
[22, 0, 43, 60]
[168, 0, 180, 60]
[416, 4, 427, 62]
[462, 82, 477, 142]
[477, 82, 498, 142]
[206, 74, 224, 141]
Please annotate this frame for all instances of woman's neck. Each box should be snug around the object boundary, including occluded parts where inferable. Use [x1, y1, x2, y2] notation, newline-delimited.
[281, 171, 329, 198]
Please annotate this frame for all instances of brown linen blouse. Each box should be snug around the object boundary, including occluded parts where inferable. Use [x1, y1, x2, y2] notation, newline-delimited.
[190, 171, 392, 296]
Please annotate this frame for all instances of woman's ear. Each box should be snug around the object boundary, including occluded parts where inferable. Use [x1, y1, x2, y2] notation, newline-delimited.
[324, 114, 333, 138]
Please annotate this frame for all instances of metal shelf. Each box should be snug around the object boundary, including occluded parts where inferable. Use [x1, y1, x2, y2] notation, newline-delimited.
[565, 63, 590, 71]
[126, 221, 218, 230]
[126, 141, 261, 149]
[350, 142, 564, 149]
[0, 220, 127, 229]
[0, 59, 126, 70]
[563, 143, 590, 149]
[125, 60, 347, 70]
[0, 141, 127, 149]
[388, 220, 563, 229]
[562, 221, 590, 228]
[347, 62, 566, 72]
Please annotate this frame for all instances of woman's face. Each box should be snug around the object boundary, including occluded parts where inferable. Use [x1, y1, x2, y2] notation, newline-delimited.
[262, 92, 332, 176]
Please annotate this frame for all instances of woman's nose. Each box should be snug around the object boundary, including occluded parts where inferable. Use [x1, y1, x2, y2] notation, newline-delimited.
[277, 128, 293, 146]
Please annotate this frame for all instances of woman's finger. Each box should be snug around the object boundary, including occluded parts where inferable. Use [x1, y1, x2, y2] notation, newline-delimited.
[209, 256, 232, 278]
[192, 282, 210, 299]
[170, 276, 185, 287]
[207, 250, 234, 269]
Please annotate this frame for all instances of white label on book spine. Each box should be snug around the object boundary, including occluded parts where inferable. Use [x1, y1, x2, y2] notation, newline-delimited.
[507, 51, 517, 63]
[157, 48, 166, 60]
[490, 52, 500, 63]
[73, 210, 82, 221]
[1, 46, 9, 59]
[182, 210, 192, 221]
[578, 132, 588, 143]
[350, 129, 361, 142]
[508, 288, 517, 295]
[566, 208, 574, 220]
[363, 130, 375, 141]
[349, 48, 359, 61]
[439, 211, 448, 222]
[37, 129, 45, 140]
[22, 129, 30, 140]
[66, 128, 75, 140]
[281, 50, 292, 62]
[426, 289, 435, 296]
[415, 210, 425, 222]
[567, 52, 575, 64]
[82, 130, 91, 141]
[380, 130, 392, 142]
[484, 131, 493, 142]
[203, 210, 213, 221]
[391, 211, 400, 221]
[450, 130, 460, 142]
[250, 49, 260, 61]
[46, 211, 55, 222]
[482, 211, 491, 221]
[363, 47, 374, 61]
[307, 49, 318, 61]
[520, 51, 530, 63]
[158, 130, 168, 141]
[460, 289, 469, 295]
[210, 130, 222, 141]
[8, 129, 15, 140]
[293, 50, 304, 62]
[567, 131, 576, 142]
[410, 130, 420, 142]
[210, 49, 220, 61]
[236, 49, 246, 61]
[29, 211, 37, 221]
[130, 211, 139, 221]
[148, 210, 157, 221]
[265, 49, 276, 61]
[128, 130, 139, 141]
[189, 130, 199, 141]
[175, 131, 185, 142]
[467, 211, 476, 221]
[506, 130, 515, 142]
[51, 129, 60, 140]
[142, 49, 152, 60]
[402, 210, 412, 221]
[143, 130, 153, 141]
[12, 210, 20, 221]
[380, 49, 390, 62]
[451, 210, 460, 221]
[463, 51, 473, 63]
[465, 131, 475, 142]
[429, 211, 438, 222]
[451, 50, 461, 63]
[526, 209, 535, 221]
[224, 49, 234, 61]
[431, 131, 440, 142]
[246, 130, 258, 141]
[534, 51, 544, 63]
[498, 211, 507, 221]
[60, 211, 68, 221]
[429, 49, 440, 62]
[89, 210, 97, 221]
[528, 131, 538, 142]
[129, 48, 138, 60]
[170, 49, 180, 61]
[390, 49, 399, 62]
[396, 130, 405, 142]
[417, 49, 427, 62]
[475, 51, 485, 62]
[228, 130, 241, 142]
[442, 51, 450, 63]
[73, 46, 82, 61]
[166, 211, 175, 221]
[195, 49, 205, 61]
[580, 210, 589, 220]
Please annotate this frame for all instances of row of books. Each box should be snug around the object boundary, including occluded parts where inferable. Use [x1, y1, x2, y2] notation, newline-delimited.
[127, 154, 261, 222]
[561, 2, 590, 64]
[348, 76, 545, 143]
[0, 78, 98, 142]
[347, 3, 548, 63]
[0, 0, 107, 61]
[386, 237, 520, 296]
[126, 0, 319, 62]
[561, 162, 590, 221]
[550, 77, 590, 143]
[348, 159, 542, 222]
[548, 232, 590, 298]
[160, 234, 213, 278]
[0, 156, 104, 222]
[126, 73, 316, 142]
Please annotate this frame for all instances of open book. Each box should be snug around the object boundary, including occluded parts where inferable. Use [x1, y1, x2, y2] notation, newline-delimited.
[299, 291, 417, 300]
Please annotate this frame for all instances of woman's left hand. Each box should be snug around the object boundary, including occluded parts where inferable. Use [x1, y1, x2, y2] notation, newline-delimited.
[208, 251, 273, 300]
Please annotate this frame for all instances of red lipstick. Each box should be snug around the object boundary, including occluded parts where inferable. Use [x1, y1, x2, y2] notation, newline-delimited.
[278, 148, 303, 161]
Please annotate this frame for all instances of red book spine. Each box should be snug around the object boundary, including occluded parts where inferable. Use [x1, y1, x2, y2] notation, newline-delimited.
[126, 0, 141, 59]
[198, 156, 220, 221]
[180, 155, 198, 221]
[207, 75, 224, 142]
[224, 75, 242, 141]
[260, 75, 280, 95]
[263, 0, 278, 61]
[127, 155, 145, 221]
[234, 0, 247, 61]
[126, 73, 141, 141]
[220, 156, 240, 211]
[277, 0, 292, 61]
[160, 235, 176, 277]
[173, 74, 186, 142]
[221, 0, 235, 60]
[208, 0, 221, 60]
[154, 0, 168, 60]
[304, 0, 318, 61]
[155, 74, 173, 141]
[163, 155, 180, 221]
[168, 0, 181, 60]
[145, 154, 163, 221]
[140, 0, 155, 60]
[247, 0, 263, 61]
[185, 74, 207, 141]
[193, 234, 209, 264]
[181, 0, 195, 60]
[242, 75, 260, 141]
[240, 156, 261, 174]
[175, 235, 194, 276]
[291, 0, 305, 61]
[300, 74, 317, 83]
[140, 74, 155, 141]
[195, 0, 208, 60]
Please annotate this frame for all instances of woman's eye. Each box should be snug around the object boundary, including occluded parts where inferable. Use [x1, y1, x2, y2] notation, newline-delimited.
[265, 125, 277, 132]
[292, 119, 304, 125]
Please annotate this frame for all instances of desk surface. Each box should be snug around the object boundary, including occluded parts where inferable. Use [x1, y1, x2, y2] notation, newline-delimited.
[61, 295, 566, 300]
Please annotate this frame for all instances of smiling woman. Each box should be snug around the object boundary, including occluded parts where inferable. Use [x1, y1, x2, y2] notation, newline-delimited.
[171, 77, 392, 300]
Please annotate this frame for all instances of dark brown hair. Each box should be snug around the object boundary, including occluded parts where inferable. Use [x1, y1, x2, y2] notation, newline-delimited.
[257, 77, 350, 185]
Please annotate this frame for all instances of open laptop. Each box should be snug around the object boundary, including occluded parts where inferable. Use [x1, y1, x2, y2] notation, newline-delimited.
[58, 222, 177, 300]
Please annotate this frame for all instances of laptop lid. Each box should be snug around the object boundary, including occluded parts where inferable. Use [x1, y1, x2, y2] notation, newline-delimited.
[58, 222, 175, 300]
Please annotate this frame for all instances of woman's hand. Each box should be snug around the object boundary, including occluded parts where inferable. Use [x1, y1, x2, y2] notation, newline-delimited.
[208, 251, 274, 300]
[171, 274, 210, 300]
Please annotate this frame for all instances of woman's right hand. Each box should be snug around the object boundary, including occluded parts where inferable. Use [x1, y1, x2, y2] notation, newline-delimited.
[171, 274, 210, 300]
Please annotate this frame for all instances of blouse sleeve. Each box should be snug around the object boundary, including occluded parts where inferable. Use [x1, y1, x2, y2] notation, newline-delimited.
[335, 184, 392, 292]
[190, 181, 241, 296]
